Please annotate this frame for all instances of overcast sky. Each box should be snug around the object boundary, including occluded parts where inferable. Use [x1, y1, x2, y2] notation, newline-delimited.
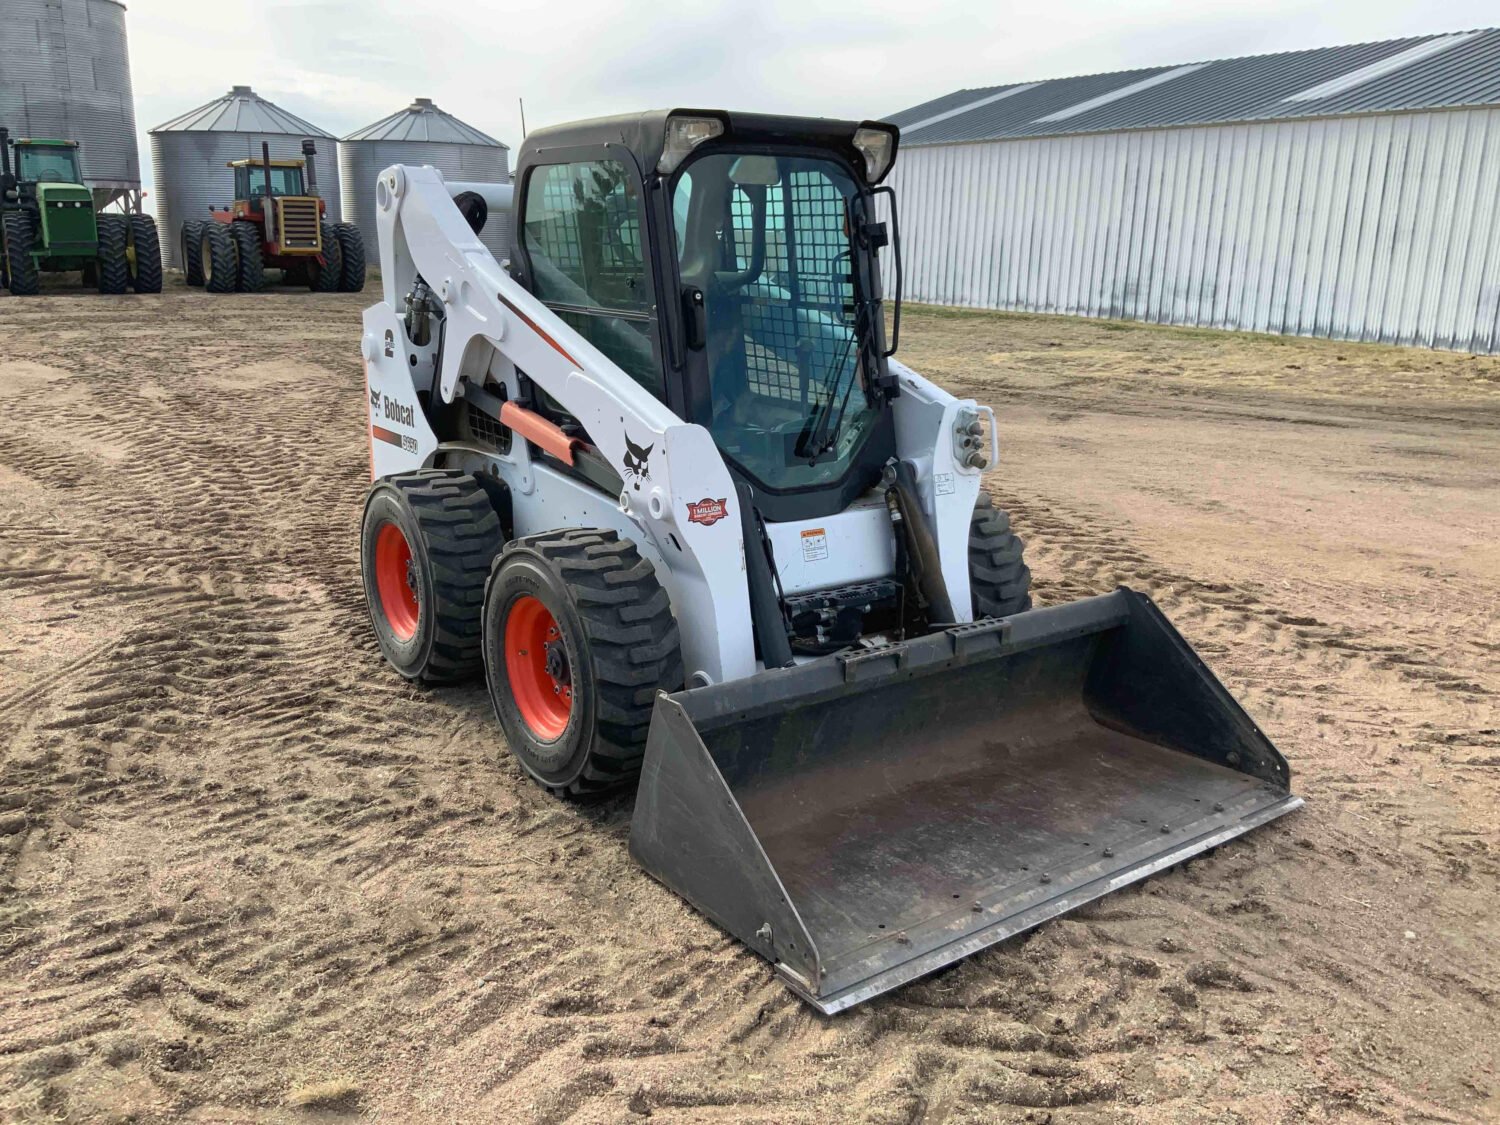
[129, 0, 1496, 206]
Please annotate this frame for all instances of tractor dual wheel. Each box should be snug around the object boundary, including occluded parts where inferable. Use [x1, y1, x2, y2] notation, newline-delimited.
[127, 214, 163, 294]
[95, 214, 130, 295]
[334, 222, 365, 293]
[229, 221, 264, 292]
[968, 494, 1033, 618]
[180, 221, 205, 286]
[360, 470, 506, 684]
[200, 222, 238, 294]
[3, 211, 41, 296]
[483, 529, 684, 798]
[308, 220, 343, 293]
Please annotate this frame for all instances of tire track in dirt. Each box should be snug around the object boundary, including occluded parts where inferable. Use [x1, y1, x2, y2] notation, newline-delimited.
[2, 293, 1496, 1122]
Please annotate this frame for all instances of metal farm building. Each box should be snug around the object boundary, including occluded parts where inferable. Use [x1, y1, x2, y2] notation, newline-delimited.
[886, 29, 1500, 353]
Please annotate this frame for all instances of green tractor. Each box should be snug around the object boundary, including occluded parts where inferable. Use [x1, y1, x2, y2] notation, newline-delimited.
[0, 127, 162, 296]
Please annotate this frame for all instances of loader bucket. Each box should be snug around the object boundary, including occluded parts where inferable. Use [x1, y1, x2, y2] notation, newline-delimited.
[629, 588, 1301, 1014]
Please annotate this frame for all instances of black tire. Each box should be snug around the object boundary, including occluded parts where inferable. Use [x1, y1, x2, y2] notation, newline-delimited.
[180, 221, 205, 286]
[361, 470, 506, 684]
[968, 494, 1033, 618]
[3, 211, 40, 295]
[309, 220, 343, 292]
[483, 529, 684, 798]
[334, 222, 365, 292]
[127, 214, 163, 293]
[95, 214, 130, 295]
[229, 221, 265, 292]
[201, 222, 237, 294]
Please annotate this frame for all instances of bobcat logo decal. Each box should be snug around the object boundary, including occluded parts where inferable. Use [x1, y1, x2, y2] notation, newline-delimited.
[623, 434, 653, 490]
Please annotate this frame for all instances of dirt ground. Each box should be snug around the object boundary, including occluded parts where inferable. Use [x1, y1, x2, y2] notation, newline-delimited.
[0, 286, 1497, 1124]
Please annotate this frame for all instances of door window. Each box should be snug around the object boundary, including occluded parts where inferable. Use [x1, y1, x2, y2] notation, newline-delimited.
[521, 160, 661, 399]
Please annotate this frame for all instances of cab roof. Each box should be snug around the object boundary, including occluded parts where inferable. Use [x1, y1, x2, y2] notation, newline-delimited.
[227, 158, 303, 168]
[515, 108, 899, 184]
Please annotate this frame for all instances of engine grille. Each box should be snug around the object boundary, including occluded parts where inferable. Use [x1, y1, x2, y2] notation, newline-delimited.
[277, 197, 320, 251]
[464, 403, 512, 452]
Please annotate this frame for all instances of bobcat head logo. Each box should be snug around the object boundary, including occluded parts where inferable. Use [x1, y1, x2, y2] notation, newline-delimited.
[623, 434, 653, 490]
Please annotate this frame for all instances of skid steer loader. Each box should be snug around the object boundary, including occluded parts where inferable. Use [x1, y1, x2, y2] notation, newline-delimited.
[357, 110, 1300, 1013]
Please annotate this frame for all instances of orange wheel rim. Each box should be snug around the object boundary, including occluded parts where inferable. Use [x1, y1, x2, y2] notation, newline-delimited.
[504, 595, 572, 740]
[373, 522, 419, 641]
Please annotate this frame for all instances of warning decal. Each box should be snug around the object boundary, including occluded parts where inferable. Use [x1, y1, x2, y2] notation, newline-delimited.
[800, 528, 829, 562]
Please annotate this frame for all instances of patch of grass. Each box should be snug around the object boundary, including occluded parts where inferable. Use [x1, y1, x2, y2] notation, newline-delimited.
[286, 1079, 360, 1109]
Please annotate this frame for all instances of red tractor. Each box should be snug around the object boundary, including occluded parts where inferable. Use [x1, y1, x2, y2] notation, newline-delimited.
[182, 139, 363, 293]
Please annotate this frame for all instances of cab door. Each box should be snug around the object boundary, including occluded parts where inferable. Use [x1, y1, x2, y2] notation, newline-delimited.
[510, 150, 673, 411]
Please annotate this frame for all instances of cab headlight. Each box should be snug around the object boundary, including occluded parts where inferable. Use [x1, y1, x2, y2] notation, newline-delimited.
[659, 114, 724, 174]
[853, 126, 897, 183]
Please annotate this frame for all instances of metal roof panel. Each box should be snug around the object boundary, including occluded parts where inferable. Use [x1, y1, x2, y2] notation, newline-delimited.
[894, 29, 1500, 145]
[343, 98, 508, 147]
[150, 86, 336, 137]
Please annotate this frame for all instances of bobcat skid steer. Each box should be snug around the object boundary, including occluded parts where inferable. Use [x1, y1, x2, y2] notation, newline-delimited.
[358, 110, 1300, 1013]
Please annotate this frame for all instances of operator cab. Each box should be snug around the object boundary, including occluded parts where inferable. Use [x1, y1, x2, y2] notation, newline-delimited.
[511, 110, 901, 521]
[14, 141, 83, 186]
[229, 159, 306, 203]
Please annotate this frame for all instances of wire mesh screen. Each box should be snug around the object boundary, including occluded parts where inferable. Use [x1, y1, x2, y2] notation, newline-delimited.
[727, 170, 858, 408]
[530, 165, 585, 280]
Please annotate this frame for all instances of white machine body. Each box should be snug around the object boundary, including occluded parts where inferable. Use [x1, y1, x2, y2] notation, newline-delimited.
[361, 164, 997, 687]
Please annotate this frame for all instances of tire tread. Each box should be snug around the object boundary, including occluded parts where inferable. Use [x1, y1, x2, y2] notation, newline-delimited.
[493, 529, 683, 796]
[968, 494, 1033, 618]
[2, 212, 39, 295]
[310, 220, 342, 292]
[95, 214, 129, 295]
[128, 214, 164, 293]
[334, 222, 365, 292]
[229, 221, 264, 292]
[380, 470, 505, 682]
[202, 223, 237, 294]
[181, 221, 204, 286]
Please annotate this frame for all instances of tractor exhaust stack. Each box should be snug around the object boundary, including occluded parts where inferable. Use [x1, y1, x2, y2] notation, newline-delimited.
[1, 128, 14, 198]
[301, 138, 320, 198]
[631, 588, 1300, 1013]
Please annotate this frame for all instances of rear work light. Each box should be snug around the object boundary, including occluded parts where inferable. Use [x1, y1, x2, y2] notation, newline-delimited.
[659, 115, 724, 174]
[853, 126, 897, 183]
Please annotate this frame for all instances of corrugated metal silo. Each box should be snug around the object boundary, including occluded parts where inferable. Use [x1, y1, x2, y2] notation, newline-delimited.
[0, 0, 141, 209]
[150, 86, 342, 269]
[339, 98, 511, 262]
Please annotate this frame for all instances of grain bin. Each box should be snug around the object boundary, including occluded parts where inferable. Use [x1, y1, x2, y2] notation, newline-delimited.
[340, 98, 510, 261]
[0, 0, 141, 211]
[150, 86, 341, 269]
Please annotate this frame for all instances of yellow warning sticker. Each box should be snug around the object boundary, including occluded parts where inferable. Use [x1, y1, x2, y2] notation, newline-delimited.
[800, 528, 829, 562]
